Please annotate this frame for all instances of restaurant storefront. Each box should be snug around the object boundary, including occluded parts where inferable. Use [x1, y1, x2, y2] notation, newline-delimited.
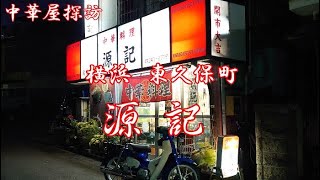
[66, 0, 246, 156]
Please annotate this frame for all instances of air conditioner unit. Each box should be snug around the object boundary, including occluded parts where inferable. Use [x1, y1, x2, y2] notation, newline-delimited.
[289, 0, 319, 16]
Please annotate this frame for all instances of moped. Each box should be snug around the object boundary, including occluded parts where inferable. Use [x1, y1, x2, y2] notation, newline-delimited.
[100, 126, 200, 180]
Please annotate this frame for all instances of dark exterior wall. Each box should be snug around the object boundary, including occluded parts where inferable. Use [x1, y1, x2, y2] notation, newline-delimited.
[248, 0, 319, 179]
[288, 20, 319, 177]
[255, 105, 302, 180]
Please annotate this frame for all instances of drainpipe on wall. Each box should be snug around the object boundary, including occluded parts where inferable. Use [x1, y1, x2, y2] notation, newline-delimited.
[313, 12, 319, 165]
[220, 62, 227, 135]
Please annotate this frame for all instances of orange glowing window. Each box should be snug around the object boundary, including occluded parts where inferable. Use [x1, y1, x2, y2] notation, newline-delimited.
[171, 0, 206, 62]
[66, 41, 81, 81]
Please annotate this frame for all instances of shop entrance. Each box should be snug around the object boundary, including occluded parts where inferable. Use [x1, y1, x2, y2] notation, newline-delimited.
[132, 64, 212, 156]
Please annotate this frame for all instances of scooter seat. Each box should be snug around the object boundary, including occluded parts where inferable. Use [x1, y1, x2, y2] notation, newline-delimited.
[128, 143, 151, 153]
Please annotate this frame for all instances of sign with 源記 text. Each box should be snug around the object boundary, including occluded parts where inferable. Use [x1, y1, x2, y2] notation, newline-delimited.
[98, 28, 117, 71]
[118, 19, 142, 71]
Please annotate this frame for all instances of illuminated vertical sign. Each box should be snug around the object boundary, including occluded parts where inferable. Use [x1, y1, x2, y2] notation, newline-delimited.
[211, 0, 246, 61]
[98, 28, 117, 71]
[66, 41, 81, 81]
[142, 8, 170, 68]
[211, 0, 229, 57]
[118, 19, 141, 71]
[84, 0, 99, 37]
[217, 136, 240, 178]
[81, 35, 98, 79]
[171, 0, 206, 62]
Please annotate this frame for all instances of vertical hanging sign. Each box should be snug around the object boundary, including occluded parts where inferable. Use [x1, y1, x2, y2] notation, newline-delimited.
[118, 19, 142, 71]
[211, 0, 229, 56]
[98, 28, 117, 71]
[210, 0, 246, 61]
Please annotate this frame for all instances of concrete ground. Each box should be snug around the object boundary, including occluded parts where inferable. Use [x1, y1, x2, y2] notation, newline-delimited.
[0, 113, 242, 180]
[1, 139, 105, 180]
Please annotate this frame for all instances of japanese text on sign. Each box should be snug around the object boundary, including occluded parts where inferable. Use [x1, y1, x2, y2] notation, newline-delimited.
[85, 64, 131, 84]
[91, 63, 238, 137]
[98, 28, 117, 72]
[214, 5, 222, 53]
[5, 3, 102, 22]
[118, 19, 142, 71]
[164, 101, 204, 136]
[104, 102, 141, 138]
[103, 101, 204, 138]
[122, 71, 172, 103]
[85, 63, 238, 85]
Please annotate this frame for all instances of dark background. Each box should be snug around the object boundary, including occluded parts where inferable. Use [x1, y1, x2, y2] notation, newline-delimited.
[1, 0, 85, 137]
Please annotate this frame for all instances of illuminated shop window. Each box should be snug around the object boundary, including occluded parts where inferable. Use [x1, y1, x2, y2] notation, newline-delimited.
[181, 64, 211, 146]
[133, 64, 212, 147]
[136, 102, 156, 144]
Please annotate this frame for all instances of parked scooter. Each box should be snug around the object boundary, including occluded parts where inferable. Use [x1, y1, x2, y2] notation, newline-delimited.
[100, 126, 200, 180]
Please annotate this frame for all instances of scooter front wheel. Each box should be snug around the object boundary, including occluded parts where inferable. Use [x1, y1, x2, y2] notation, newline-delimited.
[165, 163, 200, 180]
[104, 157, 122, 180]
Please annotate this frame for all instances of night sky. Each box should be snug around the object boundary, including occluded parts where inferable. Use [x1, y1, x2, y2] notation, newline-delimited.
[1, 0, 85, 71]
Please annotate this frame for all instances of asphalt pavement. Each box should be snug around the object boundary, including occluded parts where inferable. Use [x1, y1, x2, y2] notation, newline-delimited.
[1, 136, 105, 180]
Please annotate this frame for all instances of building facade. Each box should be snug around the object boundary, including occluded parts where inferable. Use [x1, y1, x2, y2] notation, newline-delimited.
[66, 0, 319, 179]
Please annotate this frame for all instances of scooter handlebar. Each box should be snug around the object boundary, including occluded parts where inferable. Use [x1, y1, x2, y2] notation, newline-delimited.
[156, 126, 169, 135]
